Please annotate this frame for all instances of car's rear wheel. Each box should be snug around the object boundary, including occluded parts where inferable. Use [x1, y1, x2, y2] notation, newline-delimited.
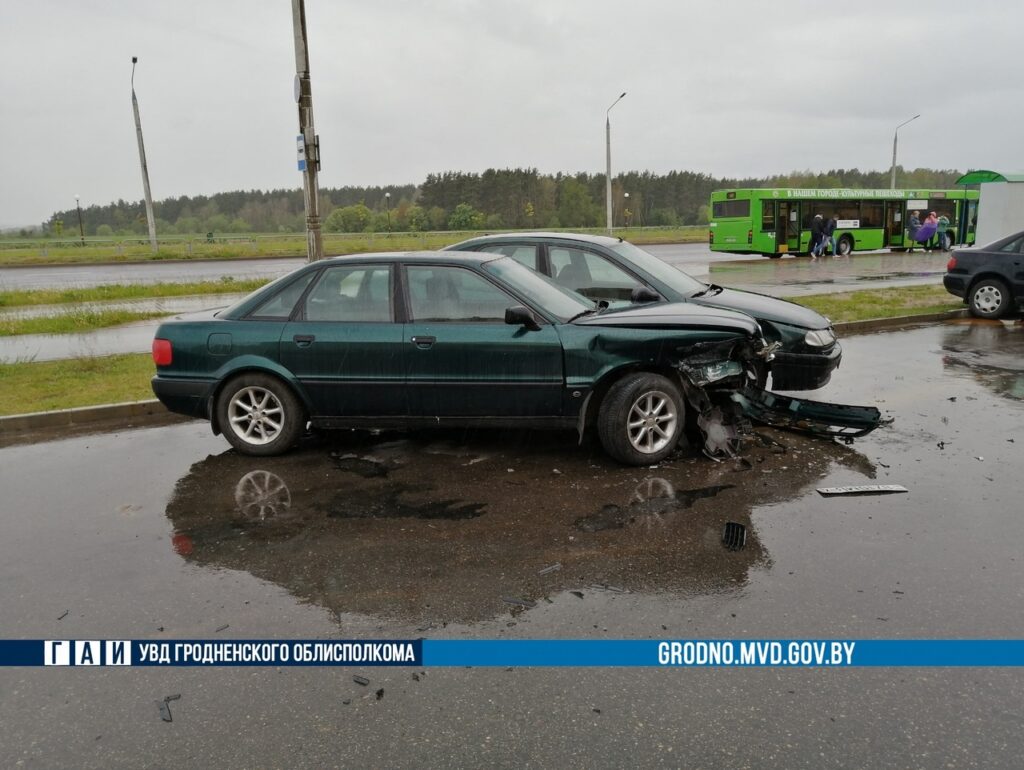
[597, 373, 684, 465]
[969, 278, 1011, 319]
[217, 373, 303, 456]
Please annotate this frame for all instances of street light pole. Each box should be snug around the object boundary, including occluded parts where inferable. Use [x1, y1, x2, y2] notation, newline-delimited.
[605, 92, 626, 235]
[385, 192, 391, 234]
[890, 114, 920, 189]
[74, 195, 85, 246]
[130, 57, 158, 253]
[291, 0, 324, 262]
[623, 191, 630, 228]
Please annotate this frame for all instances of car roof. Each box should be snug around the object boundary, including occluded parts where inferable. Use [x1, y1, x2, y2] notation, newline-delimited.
[450, 232, 625, 248]
[318, 250, 500, 266]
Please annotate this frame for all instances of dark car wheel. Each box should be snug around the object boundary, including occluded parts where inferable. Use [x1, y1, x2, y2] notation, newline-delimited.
[836, 235, 854, 256]
[597, 373, 684, 465]
[216, 373, 304, 456]
[969, 278, 1011, 319]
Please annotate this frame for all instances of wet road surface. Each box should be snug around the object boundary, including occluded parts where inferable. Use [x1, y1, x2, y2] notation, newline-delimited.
[1, 320, 1023, 767]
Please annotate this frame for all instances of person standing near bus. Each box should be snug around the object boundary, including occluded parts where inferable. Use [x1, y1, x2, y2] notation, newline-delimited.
[809, 214, 825, 258]
[823, 214, 839, 257]
[937, 212, 950, 250]
[907, 210, 921, 252]
[923, 211, 939, 251]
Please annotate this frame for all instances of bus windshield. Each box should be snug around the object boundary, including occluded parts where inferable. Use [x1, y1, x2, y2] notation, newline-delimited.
[608, 241, 706, 296]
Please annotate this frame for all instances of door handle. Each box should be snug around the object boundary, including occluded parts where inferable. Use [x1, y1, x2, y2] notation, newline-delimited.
[411, 335, 436, 349]
[293, 334, 315, 347]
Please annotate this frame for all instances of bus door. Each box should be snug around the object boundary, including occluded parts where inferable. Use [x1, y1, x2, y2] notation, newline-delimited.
[778, 201, 801, 253]
[884, 202, 904, 247]
[966, 201, 978, 244]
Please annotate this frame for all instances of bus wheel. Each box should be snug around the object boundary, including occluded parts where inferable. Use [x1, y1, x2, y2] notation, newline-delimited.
[836, 235, 854, 256]
[768, 253, 783, 260]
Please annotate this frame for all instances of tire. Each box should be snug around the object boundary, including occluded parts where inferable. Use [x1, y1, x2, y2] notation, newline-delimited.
[597, 373, 685, 465]
[216, 373, 304, 456]
[836, 235, 854, 256]
[969, 278, 1011, 319]
[768, 253, 783, 260]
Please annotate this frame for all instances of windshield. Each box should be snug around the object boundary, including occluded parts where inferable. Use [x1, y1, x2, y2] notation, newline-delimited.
[482, 256, 595, 322]
[609, 241, 706, 296]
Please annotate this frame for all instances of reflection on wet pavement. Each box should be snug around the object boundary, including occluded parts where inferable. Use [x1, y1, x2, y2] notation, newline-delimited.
[940, 319, 1024, 399]
[164, 428, 872, 625]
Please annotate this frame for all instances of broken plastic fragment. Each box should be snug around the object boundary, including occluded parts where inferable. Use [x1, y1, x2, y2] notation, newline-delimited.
[816, 485, 908, 496]
[722, 522, 747, 551]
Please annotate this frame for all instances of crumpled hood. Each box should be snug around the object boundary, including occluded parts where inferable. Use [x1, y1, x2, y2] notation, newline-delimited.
[690, 287, 830, 330]
[574, 301, 761, 336]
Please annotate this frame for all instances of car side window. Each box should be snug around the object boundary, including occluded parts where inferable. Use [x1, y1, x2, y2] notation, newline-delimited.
[473, 244, 539, 270]
[406, 266, 515, 322]
[301, 265, 392, 322]
[548, 247, 643, 300]
[249, 272, 316, 319]
[998, 236, 1023, 254]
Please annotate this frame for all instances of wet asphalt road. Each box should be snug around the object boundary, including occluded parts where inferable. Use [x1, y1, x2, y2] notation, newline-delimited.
[1, 320, 1023, 768]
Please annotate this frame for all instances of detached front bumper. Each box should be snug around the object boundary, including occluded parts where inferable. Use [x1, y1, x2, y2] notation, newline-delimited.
[151, 376, 215, 419]
[769, 343, 842, 390]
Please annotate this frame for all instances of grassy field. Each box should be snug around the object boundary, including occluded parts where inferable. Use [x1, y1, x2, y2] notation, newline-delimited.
[0, 226, 706, 266]
[0, 278, 265, 308]
[0, 284, 965, 417]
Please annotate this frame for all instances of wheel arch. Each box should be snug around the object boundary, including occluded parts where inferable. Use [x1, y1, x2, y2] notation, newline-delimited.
[208, 360, 311, 436]
[966, 271, 1011, 296]
[576, 363, 686, 438]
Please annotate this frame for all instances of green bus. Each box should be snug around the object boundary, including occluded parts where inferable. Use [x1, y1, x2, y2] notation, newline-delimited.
[709, 188, 980, 258]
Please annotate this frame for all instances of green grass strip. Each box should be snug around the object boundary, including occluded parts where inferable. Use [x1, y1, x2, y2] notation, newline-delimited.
[0, 278, 267, 308]
[798, 284, 961, 323]
[0, 310, 170, 337]
[0, 354, 156, 416]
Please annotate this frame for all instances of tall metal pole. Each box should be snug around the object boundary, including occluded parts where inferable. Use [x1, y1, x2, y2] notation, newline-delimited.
[292, 0, 323, 262]
[890, 114, 920, 189]
[131, 57, 158, 252]
[605, 92, 626, 234]
[385, 192, 391, 234]
[75, 195, 85, 246]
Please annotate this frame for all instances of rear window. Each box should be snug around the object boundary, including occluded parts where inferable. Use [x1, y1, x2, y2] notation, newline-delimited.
[712, 199, 750, 219]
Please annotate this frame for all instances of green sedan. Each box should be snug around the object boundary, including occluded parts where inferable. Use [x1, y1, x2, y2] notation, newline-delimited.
[152, 251, 777, 465]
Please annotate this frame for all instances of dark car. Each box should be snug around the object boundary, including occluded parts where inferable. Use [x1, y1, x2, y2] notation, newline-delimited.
[446, 233, 841, 390]
[943, 230, 1024, 319]
[152, 251, 780, 465]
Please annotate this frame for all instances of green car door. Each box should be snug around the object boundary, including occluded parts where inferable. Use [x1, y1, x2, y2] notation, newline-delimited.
[279, 264, 406, 416]
[402, 264, 564, 418]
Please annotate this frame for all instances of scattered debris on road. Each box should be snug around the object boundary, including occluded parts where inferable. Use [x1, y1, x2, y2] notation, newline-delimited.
[722, 522, 747, 551]
[502, 597, 537, 609]
[353, 675, 370, 686]
[537, 563, 562, 576]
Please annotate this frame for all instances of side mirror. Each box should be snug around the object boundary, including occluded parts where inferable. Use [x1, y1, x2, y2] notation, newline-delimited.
[631, 286, 662, 304]
[504, 305, 541, 331]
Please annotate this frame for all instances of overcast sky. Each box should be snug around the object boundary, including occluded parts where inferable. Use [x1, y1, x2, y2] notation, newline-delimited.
[2, 0, 1022, 227]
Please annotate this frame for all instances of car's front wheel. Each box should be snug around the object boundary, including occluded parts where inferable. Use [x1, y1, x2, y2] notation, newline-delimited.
[597, 373, 684, 465]
[969, 278, 1011, 319]
[216, 373, 304, 456]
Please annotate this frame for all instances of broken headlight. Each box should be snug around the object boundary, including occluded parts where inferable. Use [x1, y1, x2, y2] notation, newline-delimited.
[694, 360, 745, 384]
[804, 329, 836, 347]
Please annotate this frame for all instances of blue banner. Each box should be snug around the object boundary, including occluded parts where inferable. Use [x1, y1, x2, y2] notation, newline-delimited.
[4, 639, 1024, 667]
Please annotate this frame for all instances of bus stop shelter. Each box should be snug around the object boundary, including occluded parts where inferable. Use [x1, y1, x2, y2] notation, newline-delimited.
[955, 170, 1024, 246]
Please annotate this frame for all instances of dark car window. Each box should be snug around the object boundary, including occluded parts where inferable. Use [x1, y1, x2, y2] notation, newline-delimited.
[482, 256, 593, 321]
[549, 247, 643, 300]
[472, 243, 539, 270]
[998, 236, 1023, 254]
[407, 266, 514, 322]
[248, 272, 316, 320]
[302, 265, 392, 322]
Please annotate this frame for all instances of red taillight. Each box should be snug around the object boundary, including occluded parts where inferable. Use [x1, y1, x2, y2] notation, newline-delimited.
[152, 338, 172, 366]
[947, 256, 957, 270]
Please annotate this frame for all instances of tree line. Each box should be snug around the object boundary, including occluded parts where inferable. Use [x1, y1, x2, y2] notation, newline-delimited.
[38, 167, 966, 237]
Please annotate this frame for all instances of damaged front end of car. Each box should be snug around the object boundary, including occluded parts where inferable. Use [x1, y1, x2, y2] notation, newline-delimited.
[674, 336, 884, 460]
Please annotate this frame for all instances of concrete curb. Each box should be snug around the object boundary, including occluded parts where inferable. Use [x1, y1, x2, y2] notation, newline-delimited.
[0, 399, 184, 438]
[0, 310, 969, 440]
[833, 309, 968, 335]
